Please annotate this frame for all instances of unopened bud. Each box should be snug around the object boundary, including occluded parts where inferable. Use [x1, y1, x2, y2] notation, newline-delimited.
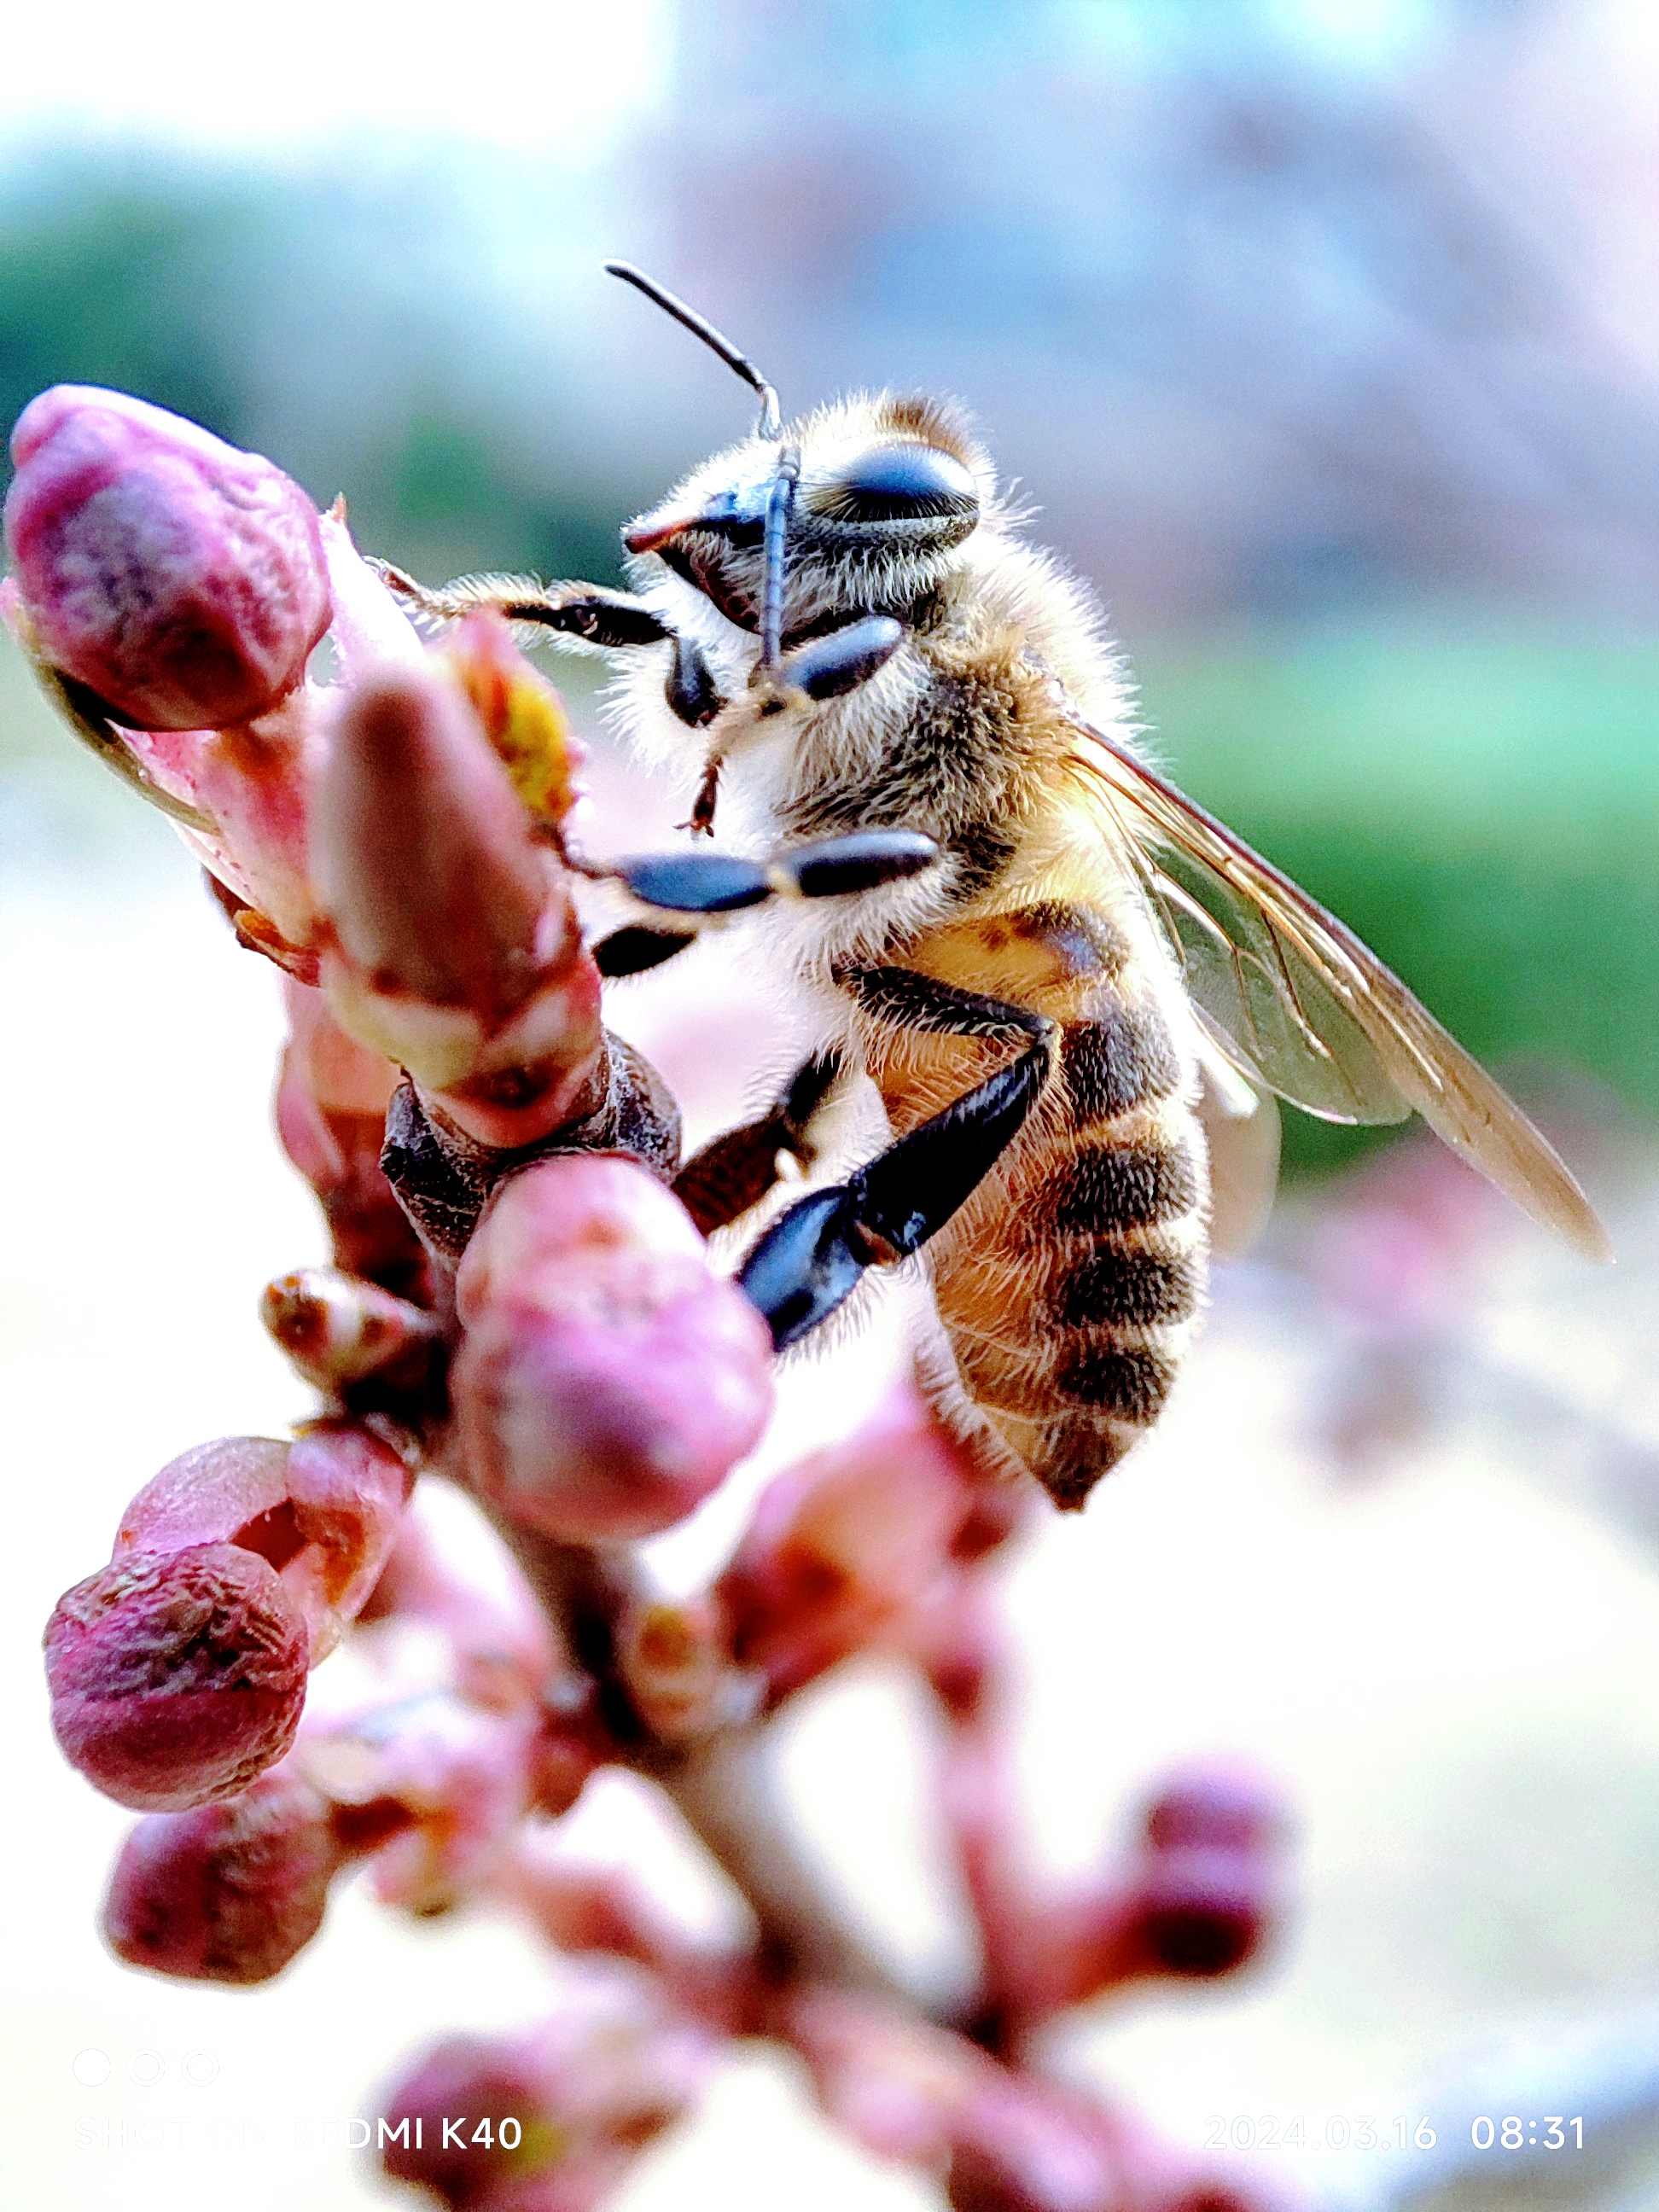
[275, 978, 424, 1294]
[453, 1157, 773, 1543]
[1127, 1850, 1269, 1980]
[1130, 1766, 1286, 1982]
[719, 1384, 969, 1701]
[1144, 1767, 1284, 1856]
[614, 1593, 759, 1743]
[102, 1767, 341, 1984]
[261, 1266, 443, 1390]
[4, 385, 329, 731]
[45, 1544, 309, 1810]
[112, 1427, 410, 1663]
[299, 1675, 543, 1913]
[114, 1435, 292, 1557]
[380, 1973, 716, 2208]
[282, 1422, 414, 1650]
[313, 660, 602, 1146]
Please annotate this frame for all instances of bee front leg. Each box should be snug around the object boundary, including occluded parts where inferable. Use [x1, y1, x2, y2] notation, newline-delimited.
[736, 971, 1057, 1352]
[373, 562, 731, 760]
[690, 618, 906, 834]
[371, 562, 673, 649]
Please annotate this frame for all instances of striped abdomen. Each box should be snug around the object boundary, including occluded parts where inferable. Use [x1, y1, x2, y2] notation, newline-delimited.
[860, 905, 1209, 1509]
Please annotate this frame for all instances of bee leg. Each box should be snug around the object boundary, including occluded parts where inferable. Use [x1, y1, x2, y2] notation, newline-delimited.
[737, 971, 1056, 1351]
[375, 556, 731, 771]
[590, 926, 700, 978]
[668, 635, 725, 727]
[372, 562, 672, 649]
[673, 1051, 846, 1236]
[587, 825, 939, 1005]
[596, 830, 940, 917]
[777, 614, 905, 702]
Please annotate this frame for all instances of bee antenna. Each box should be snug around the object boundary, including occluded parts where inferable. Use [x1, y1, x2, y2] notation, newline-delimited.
[760, 445, 801, 675]
[604, 261, 782, 441]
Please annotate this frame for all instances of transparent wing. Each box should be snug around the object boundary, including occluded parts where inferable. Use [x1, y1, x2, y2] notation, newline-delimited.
[1057, 697, 1610, 1260]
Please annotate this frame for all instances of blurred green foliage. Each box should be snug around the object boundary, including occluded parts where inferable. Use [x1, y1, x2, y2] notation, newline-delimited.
[0, 179, 261, 446]
[0, 168, 628, 596]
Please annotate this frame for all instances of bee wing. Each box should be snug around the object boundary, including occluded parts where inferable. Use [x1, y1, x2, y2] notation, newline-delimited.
[1057, 700, 1610, 1260]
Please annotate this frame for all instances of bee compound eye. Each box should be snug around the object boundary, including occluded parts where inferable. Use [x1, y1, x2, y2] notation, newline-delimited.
[814, 444, 980, 531]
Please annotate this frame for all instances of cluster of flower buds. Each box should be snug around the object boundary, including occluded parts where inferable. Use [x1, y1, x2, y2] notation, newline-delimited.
[44, 1425, 410, 1810]
[10, 385, 1295, 2212]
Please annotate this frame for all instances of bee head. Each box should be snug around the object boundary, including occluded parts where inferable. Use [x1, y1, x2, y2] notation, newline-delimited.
[604, 266, 984, 661]
[623, 395, 985, 649]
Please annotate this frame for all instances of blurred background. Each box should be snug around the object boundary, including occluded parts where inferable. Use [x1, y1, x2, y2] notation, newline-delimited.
[4, 3, 1659, 2209]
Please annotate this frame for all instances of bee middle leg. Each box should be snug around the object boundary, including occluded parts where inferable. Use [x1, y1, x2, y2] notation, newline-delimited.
[672, 1050, 846, 1236]
[587, 830, 941, 985]
[736, 970, 1057, 1351]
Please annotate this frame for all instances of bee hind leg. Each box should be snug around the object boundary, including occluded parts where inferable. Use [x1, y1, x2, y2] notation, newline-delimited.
[737, 970, 1056, 1351]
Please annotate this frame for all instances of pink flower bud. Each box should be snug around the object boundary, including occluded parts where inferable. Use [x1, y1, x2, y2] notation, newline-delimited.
[1143, 1767, 1284, 1857]
[313, 659, 602, 1148]
[114, 1435, 291, 1556]
[614, 1593, 759, 1743]
[1126, 1767, 1288, 1982]
[379, 1975, 716, 2209]
[282, 1421, 415, 1648]
[4, 385, 329, 731]
[1022, 1767, 1289, 2009]
[357, 1703, 543, 1915]
[718, 1383, 970, 1701]
[44, 1544, 309, 1810]
[260, 1265, 443, 1390]
[298, 1653, 545, 1913]
[102, 1767, 342, 1984]
[453, 1158, 773, 1543]
[1126, 1849, 1269, 1980]
[275, 978, 426, 1295]
[112, 1427, 411, 1662]
[946, 2080, 1121, 2212]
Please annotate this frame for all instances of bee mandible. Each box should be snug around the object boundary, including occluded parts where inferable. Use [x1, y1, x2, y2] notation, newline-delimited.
[380, 264, 1609, 1511]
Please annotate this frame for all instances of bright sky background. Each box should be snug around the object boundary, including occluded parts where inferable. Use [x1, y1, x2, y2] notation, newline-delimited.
[2, 0, 1656, 170]
[0, 0, 677, 167]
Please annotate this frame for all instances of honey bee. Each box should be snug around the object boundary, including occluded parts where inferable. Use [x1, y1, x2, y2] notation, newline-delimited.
[382, 265, 1609, 1511]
